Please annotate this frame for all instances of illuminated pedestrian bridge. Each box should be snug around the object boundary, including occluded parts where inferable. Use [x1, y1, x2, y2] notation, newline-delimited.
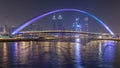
[12, 9, 114, 36]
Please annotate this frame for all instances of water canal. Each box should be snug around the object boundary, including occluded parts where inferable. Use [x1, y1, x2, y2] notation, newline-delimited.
[0, 39, 119, 68]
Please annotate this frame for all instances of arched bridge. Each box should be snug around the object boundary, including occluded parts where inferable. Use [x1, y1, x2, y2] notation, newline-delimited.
[12, 9, 114, 35]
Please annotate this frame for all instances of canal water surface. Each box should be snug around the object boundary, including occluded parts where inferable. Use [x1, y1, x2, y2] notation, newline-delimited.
[0, 39, 120, 68]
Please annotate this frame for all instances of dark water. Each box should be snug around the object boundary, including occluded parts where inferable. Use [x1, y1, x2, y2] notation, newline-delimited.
[0, 39, 120, 68]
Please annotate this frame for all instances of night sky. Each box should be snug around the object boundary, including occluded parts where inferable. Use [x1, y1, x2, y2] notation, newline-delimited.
[0, 0, 120, 33]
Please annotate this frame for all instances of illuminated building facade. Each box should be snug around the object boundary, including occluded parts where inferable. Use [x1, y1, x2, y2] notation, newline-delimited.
[52, 14, 64, 30]
[73, 18, 82, 31]
[52, 15, 57, 30]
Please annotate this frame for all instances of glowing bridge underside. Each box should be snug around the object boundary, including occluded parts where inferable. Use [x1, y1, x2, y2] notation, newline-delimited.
[12, 9, 114, 35]
[20, 30, 112, 36]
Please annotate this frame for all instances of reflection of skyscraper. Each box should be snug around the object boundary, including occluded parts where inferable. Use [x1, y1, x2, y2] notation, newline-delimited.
[73, 18, 82, 31]
[103, 42, 116, 67]
[3, 43, 9, 68]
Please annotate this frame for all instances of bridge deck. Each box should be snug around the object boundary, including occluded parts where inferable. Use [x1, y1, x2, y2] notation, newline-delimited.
[19, 30, 113, 36]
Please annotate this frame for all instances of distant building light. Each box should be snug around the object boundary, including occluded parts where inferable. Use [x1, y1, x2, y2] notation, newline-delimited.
[75, 18, 79, 21]
[84, 17, 89, 21]
[99, 36, 102, 38]
[76, 25, 81, 28]
[52, 15, 56, 20]
[58, 15, 63, 19]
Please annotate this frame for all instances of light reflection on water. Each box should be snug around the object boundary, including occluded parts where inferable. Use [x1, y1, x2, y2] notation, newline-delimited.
[3, 43, 9, 68]
[75, 38, 83, 68]
[0, 39, 118, 68]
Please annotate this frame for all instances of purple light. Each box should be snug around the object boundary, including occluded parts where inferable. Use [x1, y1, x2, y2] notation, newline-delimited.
[12, 9, 114, 35]
[103, 41, 116, 64]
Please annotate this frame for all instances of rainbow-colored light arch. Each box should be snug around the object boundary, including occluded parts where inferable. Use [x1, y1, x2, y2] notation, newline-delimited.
[12, 9, 114, 35]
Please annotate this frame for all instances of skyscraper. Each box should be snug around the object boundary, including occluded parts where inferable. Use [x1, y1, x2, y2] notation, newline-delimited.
[52, 15, 57, 30]
[57, 14, 64, 30]
[52, 14, 64, 30]
[73, 18, 82, 31]
[84, 17, 89, 32]
[3, 25, 9, 34]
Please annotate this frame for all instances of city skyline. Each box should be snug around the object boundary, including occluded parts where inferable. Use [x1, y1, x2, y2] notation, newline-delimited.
[0, 0, 120, 33]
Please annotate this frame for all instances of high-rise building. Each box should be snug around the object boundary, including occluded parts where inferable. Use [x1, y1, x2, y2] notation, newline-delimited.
[85, 23, 88, 32]
[52, 15, 57, 30]
[3, 25, 9, 34]
[52, 14, 65, 30]
[73, 18, 82, 31]
[84, 17, 89, 32]
[57, 14, 64, 30]
[52, 14, 65, 36]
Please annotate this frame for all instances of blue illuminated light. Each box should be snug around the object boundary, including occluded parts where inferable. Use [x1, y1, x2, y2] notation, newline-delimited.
[12, 9, 114, 35]
[104, 41, 116, 47]
[76, 25, 81, 28]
